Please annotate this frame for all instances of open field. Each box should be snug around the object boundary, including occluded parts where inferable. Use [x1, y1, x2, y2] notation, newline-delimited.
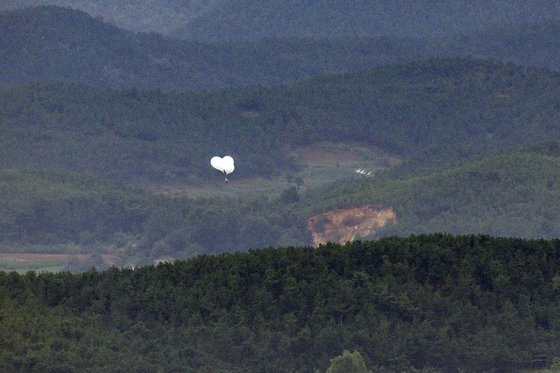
[0, 253, 118, 273]
[152, 142, 398, 198]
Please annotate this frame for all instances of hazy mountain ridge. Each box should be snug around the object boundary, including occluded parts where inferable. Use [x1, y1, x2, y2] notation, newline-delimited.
[4, 0, 560, 41]
[174, 0, 560, 41]
[0, 6, 434, 90]
[3, 6, 560, 92]
[0, 0, 223, 33]
[442, 20, 560, 70]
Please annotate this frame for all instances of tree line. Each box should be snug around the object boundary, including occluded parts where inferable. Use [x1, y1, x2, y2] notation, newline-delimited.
[1, 234, 560, 371]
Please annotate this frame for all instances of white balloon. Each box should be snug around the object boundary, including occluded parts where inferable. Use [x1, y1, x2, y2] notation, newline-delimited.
[222, 156, 235, 175]
[210, 156, 235, 175]
[211, 156, 223, 171]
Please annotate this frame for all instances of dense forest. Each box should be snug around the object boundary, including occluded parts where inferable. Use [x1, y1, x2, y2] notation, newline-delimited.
[0, 6, 430, 90]
[2, 235, 560, 371]
[3, 7, 560, 91]
[1, 59, 559, 184]
[0, 169, 149, 246]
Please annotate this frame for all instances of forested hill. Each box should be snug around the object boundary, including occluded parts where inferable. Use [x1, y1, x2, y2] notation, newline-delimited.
[6, 144, 560, 264]
[2, 235, 560, 371]
[0, 6, 430, 90]
[173, 0, 560, 41]
[305, 144, 560, 239]
[3, 0, 560, 39]
[0, 168, 311, 259]
[442, 20, 560, 71]
[0, 169, 150, 247]
[0, 0, 221, 34]
[4, 7, 560, 92]
[2, 59, 558, 183]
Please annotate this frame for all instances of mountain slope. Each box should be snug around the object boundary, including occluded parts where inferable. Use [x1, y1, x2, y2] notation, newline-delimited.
[4, 0, 560, 42]
[306, 144, 560, 239]
[174, 0, 560, 41]
[0, 6, 431, 90]
[0, 168, 310, 262]
[0, 0, 223, 33]
[0, 169, 149, 246]
[1, 59, 559, 184]
[441, 20, 560, 71]
[4, 7, 560, 92]
[6, 144, 560, 264]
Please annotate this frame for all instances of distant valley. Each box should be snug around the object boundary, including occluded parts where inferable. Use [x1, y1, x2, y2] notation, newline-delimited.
[1, 5, 560, 269]
[3, 2, 560, 372]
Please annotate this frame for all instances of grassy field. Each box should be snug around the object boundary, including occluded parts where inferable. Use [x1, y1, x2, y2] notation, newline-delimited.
[0, 253, 118, 273]
[0, 257, 65, 273]
[153, 142, 398, 198]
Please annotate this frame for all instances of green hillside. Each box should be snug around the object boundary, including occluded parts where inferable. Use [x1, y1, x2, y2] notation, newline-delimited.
[1, 235, 560, 371]
[5, 144, 560, 269]
[2, 58, 560, 267]
[133, 144, 560, 263]
[0, 82, 291, 183]
[0, 169, 148, 247]
[4, 7, 560, 92]
[307, 145, 560, 239]
[0, 169, 310, 266]
[0, 6, 430, 90]
[1, 59, 560, 184]
[269, 59, 560, 161]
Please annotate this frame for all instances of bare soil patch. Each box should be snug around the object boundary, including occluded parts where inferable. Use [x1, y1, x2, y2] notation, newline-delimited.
[307, 205, 397, 246]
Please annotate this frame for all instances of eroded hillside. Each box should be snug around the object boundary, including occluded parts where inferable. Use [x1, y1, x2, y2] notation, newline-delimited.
[307, 205, 396, 245]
